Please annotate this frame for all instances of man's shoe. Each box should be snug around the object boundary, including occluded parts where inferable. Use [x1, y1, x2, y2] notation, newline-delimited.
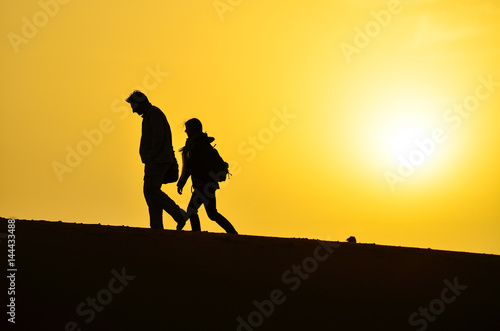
[176, 219, 186, 231]
[176, 208, 188, 230]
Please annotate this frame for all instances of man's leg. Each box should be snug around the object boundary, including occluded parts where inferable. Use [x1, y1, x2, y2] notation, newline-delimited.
[143, 163, 165, 229]
[161, 196, 185, 226]
[144, 162, 185, 229]
[160, 163, 186, 229]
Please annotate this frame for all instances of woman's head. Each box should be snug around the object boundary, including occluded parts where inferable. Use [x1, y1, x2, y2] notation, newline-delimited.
[184, 118, 203, 137]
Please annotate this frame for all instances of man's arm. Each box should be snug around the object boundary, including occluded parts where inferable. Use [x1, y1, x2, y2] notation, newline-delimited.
[145, 108, 166, 163]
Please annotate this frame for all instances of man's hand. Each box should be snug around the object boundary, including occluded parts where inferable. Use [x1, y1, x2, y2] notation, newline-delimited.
[177, 186, 183, 195]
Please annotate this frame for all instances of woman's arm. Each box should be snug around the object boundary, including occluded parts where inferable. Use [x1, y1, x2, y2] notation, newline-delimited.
[177, 147, 191, 194]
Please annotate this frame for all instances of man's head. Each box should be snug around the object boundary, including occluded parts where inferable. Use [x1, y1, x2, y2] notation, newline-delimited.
[126, 90, 151, 116]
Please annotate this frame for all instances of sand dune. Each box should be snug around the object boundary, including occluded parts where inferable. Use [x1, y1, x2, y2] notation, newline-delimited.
[2, 217, 499, 330]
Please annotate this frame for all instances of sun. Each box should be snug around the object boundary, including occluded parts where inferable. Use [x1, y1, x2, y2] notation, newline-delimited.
[380, 123, 433, 165]
[371, 100, 440, 160]
[362, 96, 455, 192]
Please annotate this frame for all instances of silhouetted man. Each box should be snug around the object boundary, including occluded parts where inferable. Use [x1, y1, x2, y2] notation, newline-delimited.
[126, 90, 185, 230]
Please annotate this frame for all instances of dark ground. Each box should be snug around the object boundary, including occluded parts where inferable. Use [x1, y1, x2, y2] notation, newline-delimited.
[1, 217, 499, 330]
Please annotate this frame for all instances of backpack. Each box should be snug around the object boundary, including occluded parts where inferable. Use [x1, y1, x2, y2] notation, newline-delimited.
[205, 144, 230, 182]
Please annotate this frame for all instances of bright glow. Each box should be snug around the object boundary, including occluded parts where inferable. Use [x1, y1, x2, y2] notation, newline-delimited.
[373, 101, 442, 167]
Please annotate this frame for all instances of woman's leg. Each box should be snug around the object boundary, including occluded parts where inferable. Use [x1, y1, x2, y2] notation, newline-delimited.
[204, 192, 237, 234]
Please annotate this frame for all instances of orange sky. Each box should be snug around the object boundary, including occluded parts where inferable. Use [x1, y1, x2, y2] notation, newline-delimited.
[1, 0, 499, 254]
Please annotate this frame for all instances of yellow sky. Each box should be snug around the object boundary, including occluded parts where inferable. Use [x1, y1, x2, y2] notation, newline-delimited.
[1, 0, 499, 254]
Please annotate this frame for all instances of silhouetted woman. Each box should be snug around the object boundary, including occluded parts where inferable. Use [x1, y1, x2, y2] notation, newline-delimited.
[176, 118, 237, 234]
